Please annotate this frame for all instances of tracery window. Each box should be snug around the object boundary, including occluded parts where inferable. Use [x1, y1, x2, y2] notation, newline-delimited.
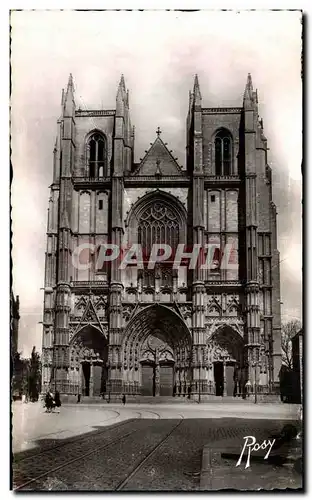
[138, 202, 179, 257]
[87, 133, 107, 178]
[215, 129, 232, 176]
[138, 201, 180, 287]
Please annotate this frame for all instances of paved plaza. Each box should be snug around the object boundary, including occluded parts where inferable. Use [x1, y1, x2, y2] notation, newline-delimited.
[12, 401, 302, 491]
[12, 400, 300, 454]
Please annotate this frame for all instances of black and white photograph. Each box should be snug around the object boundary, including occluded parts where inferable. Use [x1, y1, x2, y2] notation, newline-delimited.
[10, 9, 303, 492]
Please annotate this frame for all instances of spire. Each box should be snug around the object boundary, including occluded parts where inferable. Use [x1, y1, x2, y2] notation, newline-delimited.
[67, 73, 74, 91]
[193, 74, 202, 101]
[116, 74, 127, 114]
[246, 73, 253, 91]
[243, 73, 254, 105]
[64, 73, 75, 116]
[119, 74, 126, 92]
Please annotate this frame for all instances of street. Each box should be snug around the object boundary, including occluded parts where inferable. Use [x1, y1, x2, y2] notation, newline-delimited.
[12, 401, 302, 491]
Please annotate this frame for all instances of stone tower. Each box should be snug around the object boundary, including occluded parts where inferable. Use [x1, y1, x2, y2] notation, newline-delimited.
[41, 73, 281, 401]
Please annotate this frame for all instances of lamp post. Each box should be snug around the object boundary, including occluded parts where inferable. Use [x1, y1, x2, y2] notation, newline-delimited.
[254, 362, 258, 404]
[106, 359, 111, 403]
[198, 359, 202, 404]
[253, 345, 260, 404]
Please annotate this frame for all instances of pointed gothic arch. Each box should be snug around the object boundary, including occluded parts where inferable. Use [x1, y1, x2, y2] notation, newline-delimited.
[85, 130, 108, 178]
[121, 304, 192, 396]
[69, 324, 108, 397]
[207, 325, 246, 397]
[125, 189, 187, 231]
[212, 128, 233, 176]
[125, 190, 187, 287]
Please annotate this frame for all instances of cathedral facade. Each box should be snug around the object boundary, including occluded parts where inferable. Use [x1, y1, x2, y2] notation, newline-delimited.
[41, 73, 282, 400]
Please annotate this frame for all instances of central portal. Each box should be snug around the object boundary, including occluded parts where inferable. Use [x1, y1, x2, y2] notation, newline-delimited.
[122, 304, 192, 397]
[140, 335, 175, 396]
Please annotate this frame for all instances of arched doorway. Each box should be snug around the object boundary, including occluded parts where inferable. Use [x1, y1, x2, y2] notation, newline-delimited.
[122, 305, 192, 397]
[207, 326, 245, 397]
[140, 334, 175, 396]
[69, 325, 108, 396]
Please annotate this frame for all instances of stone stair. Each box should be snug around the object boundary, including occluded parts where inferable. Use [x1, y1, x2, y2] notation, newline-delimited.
[60, 394, 251, 405]
[123, 395, 196, 404]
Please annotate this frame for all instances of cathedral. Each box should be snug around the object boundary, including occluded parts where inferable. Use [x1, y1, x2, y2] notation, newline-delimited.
[41, 73, 282, 400]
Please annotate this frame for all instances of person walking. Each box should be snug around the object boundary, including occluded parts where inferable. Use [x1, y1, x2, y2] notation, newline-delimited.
[45, 389, 54, 412]
[54, 390, 61, 412]
[122, 394, 126, 405]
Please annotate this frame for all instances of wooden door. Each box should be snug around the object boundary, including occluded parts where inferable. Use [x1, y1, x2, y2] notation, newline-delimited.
[93, 365, 102, 396]
[226, 365, 235, 397]
[141, 364, 154, 396]
[82, 363, 90, 396]
[160, 364, 173, 396]
[214, 362, 223, 396]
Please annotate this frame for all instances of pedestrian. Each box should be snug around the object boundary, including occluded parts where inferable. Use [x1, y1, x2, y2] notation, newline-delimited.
[77, 393, 81, 403]
[188, 385, 191, 399]
[122, 394, 126, 405]
[45, 390, 54, 412]
[54, 390, 61, 411]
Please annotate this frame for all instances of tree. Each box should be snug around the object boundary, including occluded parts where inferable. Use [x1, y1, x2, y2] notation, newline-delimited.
[12, 351, 29, 398]
[27, 346, 41, 402]
[281, 320, 302, 370]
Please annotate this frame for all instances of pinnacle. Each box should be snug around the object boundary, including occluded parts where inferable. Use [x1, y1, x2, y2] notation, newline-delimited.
[63, 74, 75, 115]
[244, 72, 254, 102]
[67, 73, 74, 91]
[247, 72, 253, 89]
[119, 74, 126, 91]
[193, 74, 201, 100]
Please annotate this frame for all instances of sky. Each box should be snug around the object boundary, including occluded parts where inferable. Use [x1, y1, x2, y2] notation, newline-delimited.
[11, 10, 302, 357]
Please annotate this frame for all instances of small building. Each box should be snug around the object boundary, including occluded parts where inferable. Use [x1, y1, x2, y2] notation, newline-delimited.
[292, 329, 303, 404]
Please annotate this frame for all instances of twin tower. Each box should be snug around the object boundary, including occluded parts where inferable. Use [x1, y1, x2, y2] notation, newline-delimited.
[42, 73, 282, 401]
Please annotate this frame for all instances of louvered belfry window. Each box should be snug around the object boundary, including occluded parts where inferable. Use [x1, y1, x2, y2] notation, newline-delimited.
[215, 129, 232, 176]
[88, 133, 107, 178]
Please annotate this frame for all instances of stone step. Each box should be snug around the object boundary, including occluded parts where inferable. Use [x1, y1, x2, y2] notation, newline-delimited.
[59, 394, 250, 405]
[124, 396, 196, 404]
